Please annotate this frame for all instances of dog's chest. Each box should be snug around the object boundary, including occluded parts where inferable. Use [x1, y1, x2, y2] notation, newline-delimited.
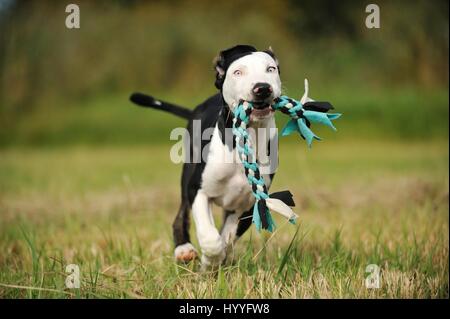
[201, 126, 272, 213]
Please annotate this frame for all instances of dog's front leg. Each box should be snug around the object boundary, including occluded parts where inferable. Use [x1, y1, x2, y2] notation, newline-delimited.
[192, 189, 225, 268]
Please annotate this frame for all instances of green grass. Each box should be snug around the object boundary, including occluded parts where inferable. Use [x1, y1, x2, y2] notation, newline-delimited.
[0, 139, 448, 298]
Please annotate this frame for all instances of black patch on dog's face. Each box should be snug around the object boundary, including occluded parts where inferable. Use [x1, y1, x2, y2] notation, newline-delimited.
[214, 45, 257, 90]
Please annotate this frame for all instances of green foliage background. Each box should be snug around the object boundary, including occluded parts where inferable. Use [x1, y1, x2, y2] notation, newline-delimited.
[0, 0, 448, 146]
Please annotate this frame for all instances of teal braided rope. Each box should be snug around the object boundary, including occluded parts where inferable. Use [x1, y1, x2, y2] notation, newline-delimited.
[272, 96, 342, 147]
[232, 100, 275, 232]
[232, 96, 341, 232]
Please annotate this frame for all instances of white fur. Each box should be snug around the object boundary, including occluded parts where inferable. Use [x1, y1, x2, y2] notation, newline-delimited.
[221, 212, 240, 246]
[191, 189, 226, 269]
[201, 122, 275, 213]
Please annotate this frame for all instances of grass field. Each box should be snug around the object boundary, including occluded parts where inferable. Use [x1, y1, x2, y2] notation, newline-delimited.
[0, 138, 448, 298]
[1, 0, 448, 300]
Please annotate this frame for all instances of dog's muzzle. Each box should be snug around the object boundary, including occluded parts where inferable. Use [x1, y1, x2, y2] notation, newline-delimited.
[252, 82, 273, 108]
[250, 83, 275, 119]
[251, 82, 274, 119]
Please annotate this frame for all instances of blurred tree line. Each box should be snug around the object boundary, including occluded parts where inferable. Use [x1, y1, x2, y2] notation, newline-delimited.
[0, 0, 448, 113]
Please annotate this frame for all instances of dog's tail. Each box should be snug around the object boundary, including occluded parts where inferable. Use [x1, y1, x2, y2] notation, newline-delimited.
[129, 92, 193, 120]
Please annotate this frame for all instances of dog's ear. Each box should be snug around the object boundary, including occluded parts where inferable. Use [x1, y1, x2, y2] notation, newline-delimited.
[213, 53, 226, 90]
[262, 46, 280, 74]
[213, 45, 258, 90]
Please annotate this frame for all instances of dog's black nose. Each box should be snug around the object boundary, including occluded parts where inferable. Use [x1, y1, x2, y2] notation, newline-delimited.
[252, 82, 273, 100]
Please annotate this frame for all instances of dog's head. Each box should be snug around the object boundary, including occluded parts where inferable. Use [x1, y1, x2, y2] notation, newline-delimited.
[214, 45, 281, 122]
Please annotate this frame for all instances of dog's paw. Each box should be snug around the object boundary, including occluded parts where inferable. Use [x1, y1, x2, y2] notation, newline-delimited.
[200, 251, 226, 271]
[198, 231, 226, 270]
[174, 243, 197, 262]
[198, 231, 225, 258]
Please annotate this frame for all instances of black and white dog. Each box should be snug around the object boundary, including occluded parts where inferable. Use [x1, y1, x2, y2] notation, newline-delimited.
[130, 45, 317, 268]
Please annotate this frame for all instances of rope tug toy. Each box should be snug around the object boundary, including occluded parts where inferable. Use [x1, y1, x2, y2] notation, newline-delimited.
[232, 79, 341, 232]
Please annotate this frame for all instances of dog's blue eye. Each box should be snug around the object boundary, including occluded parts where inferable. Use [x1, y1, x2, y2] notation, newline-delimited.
[267, 66, 277, 73]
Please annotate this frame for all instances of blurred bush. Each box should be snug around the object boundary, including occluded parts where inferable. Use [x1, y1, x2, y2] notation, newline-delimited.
[0, 0, 448, 146]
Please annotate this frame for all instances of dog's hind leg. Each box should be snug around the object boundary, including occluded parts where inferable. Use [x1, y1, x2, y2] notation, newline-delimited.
[220, 210, 240, 261]
[221, 209, 253, 243]
[173, 200, 197, 262]
[220, 209, 253, 261]
[220, 210, 240, 247]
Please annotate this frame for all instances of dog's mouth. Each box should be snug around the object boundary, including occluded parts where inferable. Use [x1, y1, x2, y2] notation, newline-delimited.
[250, 100, 275, 120]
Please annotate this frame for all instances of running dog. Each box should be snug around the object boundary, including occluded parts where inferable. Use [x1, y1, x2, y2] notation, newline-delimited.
[130, 45, 321, 268]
